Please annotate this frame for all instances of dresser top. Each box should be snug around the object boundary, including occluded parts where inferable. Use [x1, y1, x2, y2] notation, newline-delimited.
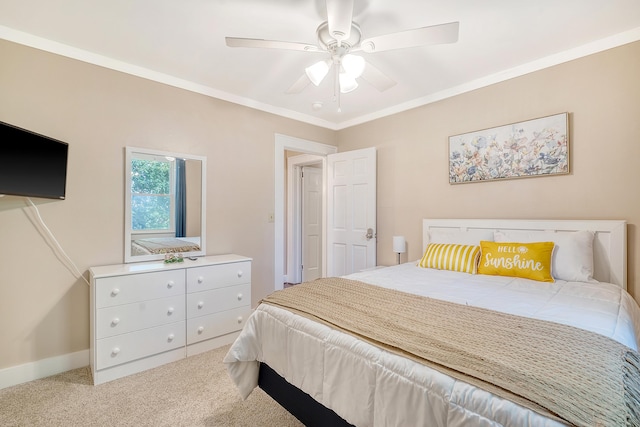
[90, 254, 252, 279]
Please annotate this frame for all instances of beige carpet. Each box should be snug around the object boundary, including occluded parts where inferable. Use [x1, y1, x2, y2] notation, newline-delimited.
[0, 345, 303, 427]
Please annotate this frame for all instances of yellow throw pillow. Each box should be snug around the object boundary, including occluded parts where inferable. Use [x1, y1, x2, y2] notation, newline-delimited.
[418, 243, 480, 274]
[477, 241, 555, 282]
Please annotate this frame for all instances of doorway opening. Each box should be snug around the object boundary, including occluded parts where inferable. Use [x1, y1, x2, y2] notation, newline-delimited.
[287, 155, 323, 285]
[274, 134, 337, 291]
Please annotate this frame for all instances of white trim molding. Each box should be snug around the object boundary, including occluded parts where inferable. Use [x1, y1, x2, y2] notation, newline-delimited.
[0, 349, 89, 390]
[2, 24, 639, 131]
[0, 25, 336, 131]
[274, 134, 337, 292]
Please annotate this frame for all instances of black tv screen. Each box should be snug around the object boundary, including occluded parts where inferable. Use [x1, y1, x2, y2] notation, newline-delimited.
[0, 121, 68, 200]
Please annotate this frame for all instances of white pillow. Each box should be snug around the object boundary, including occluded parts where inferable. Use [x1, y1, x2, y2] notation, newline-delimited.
[493, 230, 596, 282]
[429, 229, 494, 246]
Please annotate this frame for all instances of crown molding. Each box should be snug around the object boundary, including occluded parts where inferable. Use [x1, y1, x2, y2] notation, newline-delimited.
[2, 24, 639, 131]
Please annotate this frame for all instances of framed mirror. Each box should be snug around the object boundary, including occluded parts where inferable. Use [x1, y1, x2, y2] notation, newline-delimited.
[124, 146, 206, 263]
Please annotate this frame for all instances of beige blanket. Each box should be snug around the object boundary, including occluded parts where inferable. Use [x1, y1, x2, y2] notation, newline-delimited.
[262, 277, 640, 427]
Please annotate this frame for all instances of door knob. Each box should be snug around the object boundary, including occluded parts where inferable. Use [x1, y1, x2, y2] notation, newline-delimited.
[365, 228, 376, 240]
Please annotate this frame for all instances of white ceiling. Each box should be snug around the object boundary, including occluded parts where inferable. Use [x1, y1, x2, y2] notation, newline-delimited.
[1, 0, 639, 130]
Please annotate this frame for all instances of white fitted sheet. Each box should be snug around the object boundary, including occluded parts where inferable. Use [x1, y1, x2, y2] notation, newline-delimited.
[224, 263, 640, 426]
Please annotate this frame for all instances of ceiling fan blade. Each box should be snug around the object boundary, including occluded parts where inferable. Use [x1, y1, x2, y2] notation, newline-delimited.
[359, 21, 459, 53]
[225, 37, 322, 52]
[361, 61, 396, 92]
[326, 0, 354, 41]
[285, 73, 312, 94]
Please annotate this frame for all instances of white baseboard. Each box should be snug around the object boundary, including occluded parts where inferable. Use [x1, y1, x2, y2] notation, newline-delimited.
[0, 349, 89, 390]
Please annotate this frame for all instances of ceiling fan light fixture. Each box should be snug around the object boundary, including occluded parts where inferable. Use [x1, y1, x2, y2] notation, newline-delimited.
[341, 54, 365, 79]
[339, 72, 358, 93]
[225, 2, 459, 105]
[305, 60, 330, 86]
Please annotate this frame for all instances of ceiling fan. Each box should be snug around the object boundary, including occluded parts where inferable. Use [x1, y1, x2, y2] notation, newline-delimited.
[225, 0, 459, 108]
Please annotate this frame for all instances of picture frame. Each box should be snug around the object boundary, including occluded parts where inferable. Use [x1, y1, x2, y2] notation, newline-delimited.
[448, 112, 569, 184]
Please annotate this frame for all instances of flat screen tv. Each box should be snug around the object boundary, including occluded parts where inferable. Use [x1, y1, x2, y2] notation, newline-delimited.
[0, 121, 69, 200]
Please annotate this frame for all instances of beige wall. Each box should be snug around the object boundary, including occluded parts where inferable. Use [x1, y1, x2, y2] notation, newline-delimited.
[0, 39, 336, 369]
[1, 37, 639, 374]
[338, 41, 640, 299]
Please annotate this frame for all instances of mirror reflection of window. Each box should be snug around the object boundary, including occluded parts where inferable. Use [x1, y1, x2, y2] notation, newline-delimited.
[130, 154, 175, 233]
[124, 147, 206, 263]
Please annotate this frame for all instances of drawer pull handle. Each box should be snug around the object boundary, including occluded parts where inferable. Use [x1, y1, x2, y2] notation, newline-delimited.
[111, 318, 120, 326]
[237, 293, 243, 301]
[237, 270, 243, 278]
[112, 347, 120, 356]
[168, 333, 175, 342]
[167, 307, 174, 315]
[167, 280, 174, 289]
[237, 316, 243, 323]
[197, 276, 204, 284]
[197, 326, 204, 334]
[197, 301, 204, 309]
[111, 288, 120, 296]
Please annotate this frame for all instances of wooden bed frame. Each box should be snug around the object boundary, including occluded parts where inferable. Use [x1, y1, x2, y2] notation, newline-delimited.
[258, 218, 628, 426]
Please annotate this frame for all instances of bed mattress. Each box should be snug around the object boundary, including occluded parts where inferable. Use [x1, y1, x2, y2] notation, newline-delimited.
[225, 263, 640, 426]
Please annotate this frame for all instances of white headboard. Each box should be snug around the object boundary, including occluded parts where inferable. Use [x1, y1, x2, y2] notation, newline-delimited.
[422, 219, 627, 289]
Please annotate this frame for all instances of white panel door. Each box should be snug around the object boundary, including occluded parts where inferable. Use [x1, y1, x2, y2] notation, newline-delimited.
[327, 147, 376, 276]
[302, 166, 322, 282]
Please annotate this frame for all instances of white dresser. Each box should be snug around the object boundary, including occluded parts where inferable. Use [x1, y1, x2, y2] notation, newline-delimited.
[89, 254, 251, 385]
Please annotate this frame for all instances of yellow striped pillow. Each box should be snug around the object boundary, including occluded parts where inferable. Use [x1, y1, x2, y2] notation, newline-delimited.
[418, 243, 480, 274]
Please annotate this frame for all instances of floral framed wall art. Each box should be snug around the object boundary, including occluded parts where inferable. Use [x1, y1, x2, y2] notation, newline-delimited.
[448, 112, 569, 184]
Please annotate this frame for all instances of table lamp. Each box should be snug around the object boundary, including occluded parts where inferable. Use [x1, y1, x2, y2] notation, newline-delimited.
[393, 235, 406, 265]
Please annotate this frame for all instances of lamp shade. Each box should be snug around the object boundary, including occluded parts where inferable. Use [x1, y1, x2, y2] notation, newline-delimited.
[305, 60, 330, 86]
[342, 54, 365, 79]
[393, 236, 406, 254]
[339, 72, 358, 93]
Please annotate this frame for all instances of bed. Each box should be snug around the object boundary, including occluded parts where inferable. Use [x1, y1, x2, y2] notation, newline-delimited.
[130, 236, 201, 256]
[224, 219, 640, 426]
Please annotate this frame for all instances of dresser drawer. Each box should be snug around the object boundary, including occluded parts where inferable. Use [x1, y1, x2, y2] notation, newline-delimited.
[186, 261, 251, 293]
[96, 295, 186, 339]
[96, 321, 186, 369]
[95, 270, 185, 308]
[187, 306, 251, 344]
[186, 283, 250, 318]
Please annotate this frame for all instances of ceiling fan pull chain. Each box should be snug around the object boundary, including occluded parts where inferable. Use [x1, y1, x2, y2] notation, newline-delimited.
[334, 61, 341, 112]
[224, 1, 458, 111]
